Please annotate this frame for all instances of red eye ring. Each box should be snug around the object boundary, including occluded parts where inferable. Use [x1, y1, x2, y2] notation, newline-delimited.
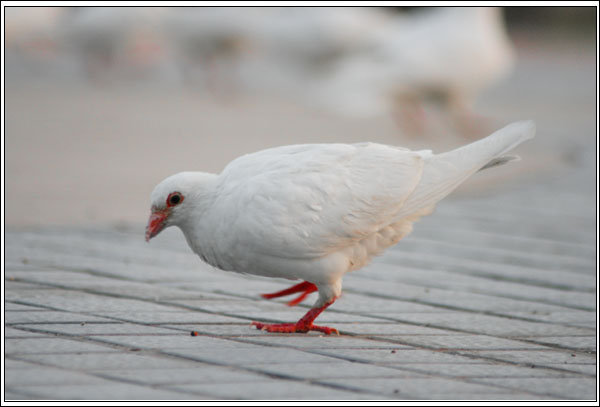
[166, 191, 184, 207]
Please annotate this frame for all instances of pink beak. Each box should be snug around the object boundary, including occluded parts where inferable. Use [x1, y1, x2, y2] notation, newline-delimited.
[145, 209, 169, 242]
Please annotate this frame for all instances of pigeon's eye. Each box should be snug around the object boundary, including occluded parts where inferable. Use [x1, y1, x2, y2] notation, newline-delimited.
[167, 192, 183, 207]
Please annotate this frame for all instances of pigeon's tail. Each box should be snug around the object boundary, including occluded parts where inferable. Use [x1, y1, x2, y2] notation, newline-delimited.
[438, 120, 536, 172]
[398, 120, 535, 217]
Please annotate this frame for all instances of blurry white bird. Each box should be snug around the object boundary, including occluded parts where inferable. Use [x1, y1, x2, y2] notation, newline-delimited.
[146, 120, 535, 334]
[160, 7, 390, 96]
[161, 7, 258, 91]
[309, 7, 516, 135]
[62, 7, 169, 82]
[5, 7, 64, 60]
[237, 7, 391, 96]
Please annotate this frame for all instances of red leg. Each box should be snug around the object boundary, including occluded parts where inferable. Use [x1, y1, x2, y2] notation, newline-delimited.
[251, 300, 339, 335]
[286, 287, 318, 307]
[261, 281, 317, 306]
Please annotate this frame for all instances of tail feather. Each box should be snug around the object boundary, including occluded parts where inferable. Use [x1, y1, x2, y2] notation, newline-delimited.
[434, 120, 535, 171]
[478, 154, 521, 172]
[397, 120, 535, 218]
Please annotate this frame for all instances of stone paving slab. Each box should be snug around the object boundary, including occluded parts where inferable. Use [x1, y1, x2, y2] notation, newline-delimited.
[513, 336, 596, 350]
[6, 367, 115, 387]
[11, 351, 200, 371]
[319, 376, 544, 399]
[9, 382, 201, 401]
[165, 380, 381, 400]
[5, 337, 123, 355]
[475, 377, 597, 400]
[5, 310, 118, 325]
[95, 366, 278, 386]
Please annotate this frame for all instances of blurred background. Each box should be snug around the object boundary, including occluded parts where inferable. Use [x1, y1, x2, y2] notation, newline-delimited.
[4, 6, 597, 227]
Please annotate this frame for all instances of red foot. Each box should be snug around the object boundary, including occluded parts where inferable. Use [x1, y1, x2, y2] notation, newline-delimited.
[261, 281, 317, 306]
[251, 300, 339, 335]
[252, 321, 339, 335]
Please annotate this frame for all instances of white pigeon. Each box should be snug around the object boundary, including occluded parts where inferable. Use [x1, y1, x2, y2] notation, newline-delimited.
[309, 7, 516, 132]
[146, 120, 535, 334]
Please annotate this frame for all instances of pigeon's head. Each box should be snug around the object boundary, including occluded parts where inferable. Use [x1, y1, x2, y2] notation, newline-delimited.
[145, 172, 215, 242]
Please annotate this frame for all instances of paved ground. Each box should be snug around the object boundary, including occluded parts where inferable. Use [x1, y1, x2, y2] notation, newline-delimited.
[5, 182, 598, 400]
[4, 18, 597, 401]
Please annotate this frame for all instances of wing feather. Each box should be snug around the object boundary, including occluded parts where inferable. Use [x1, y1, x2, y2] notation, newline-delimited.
[215, 143, 424, 258]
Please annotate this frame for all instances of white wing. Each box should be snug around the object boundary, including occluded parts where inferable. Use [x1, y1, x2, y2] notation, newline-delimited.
[213, 143, 425, 259]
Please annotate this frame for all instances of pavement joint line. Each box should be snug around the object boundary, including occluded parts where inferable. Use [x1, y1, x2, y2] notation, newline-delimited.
[403, 235, 595, 266]
[10, 232, 596, 285]
[76, 334, 390, 398]
[6, 329, 384, 399]
[6, 237, 596, 399]
[380, 252, 596, 289]
[509, 338, 596, 352]
[304, 333, 596, 378]
[3, 387, 48, 400]
[412, 223, 596, 251]
[334, 335, 597, 379]
[9, 262, 137, 282]
[189, 313, 597, 382]
[214, 290, 597, 353]
[82, 370, 237, 400]
[8, 321, 131, 326]
[8, 276, 596, 358]
[313, 377, 557, 401]
[354, 312, 597, 356]
[11, 251, 596, 315]
[154, 349, 478, 399]
[343, 288, 598, 328]
[394, 241, 596, 271]
[6, 263, 220, 292]
[8, 278, 280, 326]
[4, 356, 216, 400]
[229, 332, 592, 374]
[365, 277, 597, 312]
[8, 253, 595, 325]
[352, 273, 596, 312]
[302, 354, 586, 400]
[214, 283, 596, 331]
[378, 247, 594, 278]
[248, 346, 564, 400]
[10, 290, 594, 390]
[7, 313, 439, 398]
[10, 224, 596, 277]
[379, 256, 596, 290]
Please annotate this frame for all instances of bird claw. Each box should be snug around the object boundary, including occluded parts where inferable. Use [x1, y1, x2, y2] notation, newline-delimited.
[252, 298, 338, 335]
[315, 325, 340, 335]
[251, 321, 339, 335]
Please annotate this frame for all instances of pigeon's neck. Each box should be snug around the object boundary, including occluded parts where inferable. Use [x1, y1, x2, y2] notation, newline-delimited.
[175, 173, 225, 266]
[180, 173, 219, 223]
